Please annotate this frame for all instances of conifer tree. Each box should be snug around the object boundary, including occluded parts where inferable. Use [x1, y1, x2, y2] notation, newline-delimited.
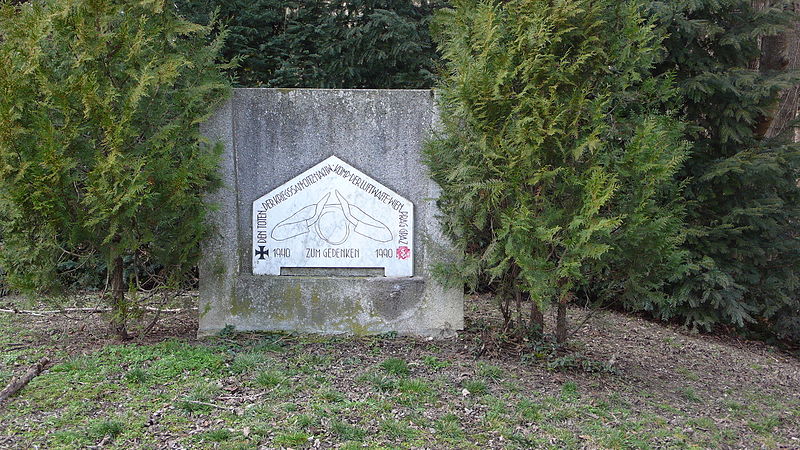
[0, 0, 230, 338]
[426, 0, 688, 342]
[648, 1, 800, 339]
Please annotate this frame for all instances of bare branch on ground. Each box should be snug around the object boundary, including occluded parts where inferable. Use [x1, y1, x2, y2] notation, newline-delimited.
[0, 357, 50, 405]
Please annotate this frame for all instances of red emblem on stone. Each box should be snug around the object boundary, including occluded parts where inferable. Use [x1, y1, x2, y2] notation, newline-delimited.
[397, 246, 411, 260]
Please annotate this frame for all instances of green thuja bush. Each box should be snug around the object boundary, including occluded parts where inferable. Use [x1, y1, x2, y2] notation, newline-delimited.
[426, 0, 689, 342]
[177, 0, 443, 88]
[648, 1, 800, 341]
[0, 0, 230, 337]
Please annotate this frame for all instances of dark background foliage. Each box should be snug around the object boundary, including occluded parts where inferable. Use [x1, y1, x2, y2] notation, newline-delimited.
[647, 0, 800, 342]
[176, 0, 444, 88]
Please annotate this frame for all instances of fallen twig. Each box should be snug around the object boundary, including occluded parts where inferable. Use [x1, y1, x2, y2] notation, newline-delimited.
[0, 308, 44, 316]
[1, 344, 29, 352]
[143, 306, 198, 313]
[182, 400, 233, 411]
[0, 357, 50, 404]
[0, 306, 197, 316]
[218, 391, 269, 402]
[182, 399, 243, 415]
[0, 307, 108, 315]
[97, 435, 111, 447]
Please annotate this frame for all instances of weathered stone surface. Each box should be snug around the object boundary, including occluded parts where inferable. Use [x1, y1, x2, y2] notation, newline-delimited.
[198, 89, 463, 337]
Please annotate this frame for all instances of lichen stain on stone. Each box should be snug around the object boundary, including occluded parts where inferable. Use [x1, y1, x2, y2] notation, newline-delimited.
[199, 301, 212, 319]
[312, 295, 374, 333]
[212, 254, 227, 277]
[346, 320, 374, 336]
[269, 284, 307, 322]
[229, 289, 254, 317]
[335, 315, 381, 336]
[309, 290, 323, 324]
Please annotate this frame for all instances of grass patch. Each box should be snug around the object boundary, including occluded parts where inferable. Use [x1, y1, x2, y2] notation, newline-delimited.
[123, 340, 223, 380]
[199, 429, 233, 442]
[291, 414, 319, 429]
[687, 416, 716, 429]
[397, 378, 432, 395]
[561, 381, 579, 398]
[380, 357, 410, 377]
[477, 362, 504, 380]
[516, 399, 544, 422]
[507, 431, 544, 447]
[253, 334, 287, 353]
[676, 367, 700, 381]
[178, 382, 222, 413]
[679, 387, 702, 403]
[749, 415, 782, 434]
[295, 353, 331, 373]
[124, 368, 147, 384]
[274, 430, 310, 446]
[231, 351, 272, 374]
[435, 413, 463, 439]
[546, 353, 617, 374]
[463, 379, 487, 396]
[422, 355, 451, 369]
[0, 369, 12, 386]
[331, 420, 366, 441]
[255, 369, 286, 388]
[88, 420, 124, 440]
[359, 372, 398, 392]
[51, 430, 89, 446]
[380, 419, 418, 439]
[317, 388, 346, 403]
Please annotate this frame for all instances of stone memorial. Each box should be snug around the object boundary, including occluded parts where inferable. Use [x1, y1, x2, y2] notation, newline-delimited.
[198, 89, 463, 337]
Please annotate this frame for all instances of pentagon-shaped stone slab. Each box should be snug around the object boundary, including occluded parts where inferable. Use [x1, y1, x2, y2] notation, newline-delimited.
[252, 155, 413, 277]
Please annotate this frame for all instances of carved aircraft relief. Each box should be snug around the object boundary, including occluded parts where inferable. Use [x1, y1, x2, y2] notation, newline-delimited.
[271, 190, 393, 244]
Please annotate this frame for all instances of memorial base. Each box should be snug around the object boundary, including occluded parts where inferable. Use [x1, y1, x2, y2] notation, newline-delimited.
[197, 275, 462, 337]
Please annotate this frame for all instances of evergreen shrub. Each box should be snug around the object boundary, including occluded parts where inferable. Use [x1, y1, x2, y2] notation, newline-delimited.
[426, 0, 689, 342]
[0, 0, 230, 337]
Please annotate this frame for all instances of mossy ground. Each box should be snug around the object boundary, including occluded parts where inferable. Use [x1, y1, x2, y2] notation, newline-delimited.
[0, 295, 798, 449]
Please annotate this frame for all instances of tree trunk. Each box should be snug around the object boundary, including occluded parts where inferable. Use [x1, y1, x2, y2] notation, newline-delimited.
[555, 291, 568, 344]
[109, 256, 129, 340]
[770, 1, 800, 141]
[753, 0, 800, 139]
[528, 292, 544, 336]
[497, 292, 511, 329]
[756, 30, 789, 137]
[514, 287, 523, 336]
